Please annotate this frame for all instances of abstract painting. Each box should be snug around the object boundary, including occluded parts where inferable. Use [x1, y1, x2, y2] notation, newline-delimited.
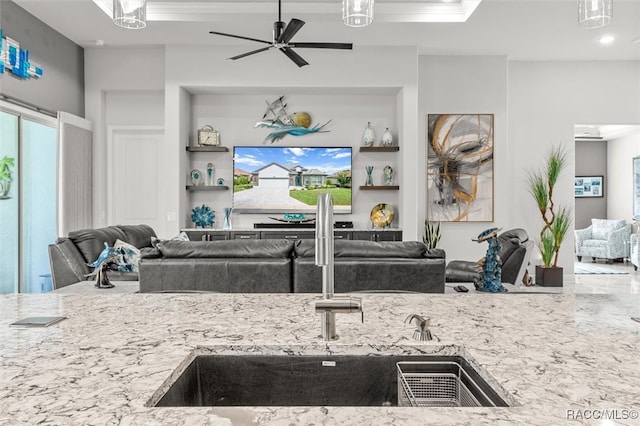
[426, 114, 494, 222]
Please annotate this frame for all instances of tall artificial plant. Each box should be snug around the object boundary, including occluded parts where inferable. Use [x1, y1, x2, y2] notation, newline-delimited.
[526, 145, 572, 268]
[423, 218, 441, 249]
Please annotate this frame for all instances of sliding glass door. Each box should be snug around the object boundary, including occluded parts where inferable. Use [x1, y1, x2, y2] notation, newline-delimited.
[0, 107, 57, 293]
[0, 111, 19, 293]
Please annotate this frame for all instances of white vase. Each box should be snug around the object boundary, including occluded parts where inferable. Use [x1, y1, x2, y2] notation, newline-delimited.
[362, 122, 375, 147]
[381, 128, 393, 147]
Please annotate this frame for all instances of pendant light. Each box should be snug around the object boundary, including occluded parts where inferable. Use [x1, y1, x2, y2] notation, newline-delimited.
[343, 0, 374, 28]
[113, 0, 147, 29]
[578, 0, 613, 29]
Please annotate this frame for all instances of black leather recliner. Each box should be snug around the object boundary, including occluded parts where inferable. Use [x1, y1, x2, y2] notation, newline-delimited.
[445, 228, 534, 285]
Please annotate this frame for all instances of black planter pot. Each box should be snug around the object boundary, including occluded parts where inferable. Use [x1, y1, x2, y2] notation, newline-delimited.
[535, 265, 563, 287]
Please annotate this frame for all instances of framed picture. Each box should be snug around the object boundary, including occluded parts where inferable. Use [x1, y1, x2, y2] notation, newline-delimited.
[574, 176, 603, 198]
[426, 114, 494, 222]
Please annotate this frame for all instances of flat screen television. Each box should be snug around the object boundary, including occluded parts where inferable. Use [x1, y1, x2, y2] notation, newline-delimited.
[233, 146, 352, 214]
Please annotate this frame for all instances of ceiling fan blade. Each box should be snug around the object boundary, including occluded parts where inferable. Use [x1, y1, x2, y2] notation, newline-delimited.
[278, 18, 305, 44]
[280, 47, 309, 67]
[209, 31, 272, 45]
[229, 46, 274, 60]
[289, 42, 353, 50]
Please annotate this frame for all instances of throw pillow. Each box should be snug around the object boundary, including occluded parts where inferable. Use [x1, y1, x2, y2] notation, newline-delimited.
[114, 239, 141, 272]
[150, 231, 190, 249]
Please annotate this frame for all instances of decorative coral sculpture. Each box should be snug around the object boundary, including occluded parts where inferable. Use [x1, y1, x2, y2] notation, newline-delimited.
[473, 227, 506, 293]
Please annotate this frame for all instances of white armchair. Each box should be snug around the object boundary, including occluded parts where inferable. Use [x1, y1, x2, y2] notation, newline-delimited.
[631, 234, 640, 271]
[574, 218, 631, 263]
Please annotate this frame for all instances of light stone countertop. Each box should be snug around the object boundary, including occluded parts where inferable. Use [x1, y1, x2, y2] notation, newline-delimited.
[1, 292, 640, 425]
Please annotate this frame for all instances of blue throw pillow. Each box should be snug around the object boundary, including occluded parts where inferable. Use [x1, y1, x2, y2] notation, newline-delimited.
[114, 239, 141, 272]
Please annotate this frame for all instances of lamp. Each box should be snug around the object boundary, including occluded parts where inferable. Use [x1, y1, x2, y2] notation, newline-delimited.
[343, 0, 374, 27]
[578, 0, 612, 29]
[113, 0, 147, 29]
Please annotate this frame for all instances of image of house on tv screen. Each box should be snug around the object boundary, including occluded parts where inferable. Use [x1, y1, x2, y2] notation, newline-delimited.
[233, 147, 352, 214]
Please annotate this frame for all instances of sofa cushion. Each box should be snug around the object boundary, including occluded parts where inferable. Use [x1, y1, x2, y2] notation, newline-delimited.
[156, 239, 295, 258]
[118, 224, 157, 249]
[68, 226, 127, 264]
[294, 240, 431, 259]
[591, 219, 625, 240]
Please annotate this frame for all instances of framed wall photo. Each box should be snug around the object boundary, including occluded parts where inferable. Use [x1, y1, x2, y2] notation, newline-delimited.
[575, 176, 603, 198]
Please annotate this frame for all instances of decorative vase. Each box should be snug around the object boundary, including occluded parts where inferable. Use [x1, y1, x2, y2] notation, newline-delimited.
[206, 163, 215, 186]
[381, 128, 393, 147]
[223, 207, 232, 230]
[362, 122, 375, 147]
[0, 179, 10, 198]
[383, 165, 393, 185]
[365, 166, 374, 186]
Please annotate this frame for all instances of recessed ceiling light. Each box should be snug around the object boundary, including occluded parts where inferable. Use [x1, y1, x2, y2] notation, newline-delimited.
[599, 35, 615, 44]
[95, 40, 105, 46]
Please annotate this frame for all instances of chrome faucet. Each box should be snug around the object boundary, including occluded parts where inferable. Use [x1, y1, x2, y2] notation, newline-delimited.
[314, 193, 363, 340]
[405, 314, 434, 341]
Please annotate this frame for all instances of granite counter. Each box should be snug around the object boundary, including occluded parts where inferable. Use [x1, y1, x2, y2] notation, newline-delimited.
[1, 292, 639, 425]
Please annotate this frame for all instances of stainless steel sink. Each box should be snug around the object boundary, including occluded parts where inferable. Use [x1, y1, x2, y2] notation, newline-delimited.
[155, 354, 508, 407]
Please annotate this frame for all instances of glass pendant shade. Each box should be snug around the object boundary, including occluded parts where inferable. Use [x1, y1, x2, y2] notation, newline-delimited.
[113, 0, 147, 29]
[343, 0, 374, 27]
[578, 0, 612, 29]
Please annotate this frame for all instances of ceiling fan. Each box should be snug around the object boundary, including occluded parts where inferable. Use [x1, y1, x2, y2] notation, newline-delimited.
[209, 0, 353, 67]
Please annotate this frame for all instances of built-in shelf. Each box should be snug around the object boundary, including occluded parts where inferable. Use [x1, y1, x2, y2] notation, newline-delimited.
[186, 146, 229, 152]
[359, 185, 400, 191]
[359, 146, 399, 152]
[186, 185, 229, 191]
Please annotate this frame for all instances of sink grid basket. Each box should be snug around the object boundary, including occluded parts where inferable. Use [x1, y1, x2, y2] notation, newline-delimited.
[397, 361, 490, 407]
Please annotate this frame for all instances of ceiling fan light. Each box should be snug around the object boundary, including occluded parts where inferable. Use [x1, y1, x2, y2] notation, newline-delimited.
[578, 0, 612, 29]
[343, 0, 374, 28]
[113, 0, 147, 29]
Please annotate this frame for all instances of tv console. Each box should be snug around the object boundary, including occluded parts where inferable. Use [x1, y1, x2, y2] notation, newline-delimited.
[254, 223, 315, 229]
[182, 228, 401, 242]
[253, 221, 354, 229]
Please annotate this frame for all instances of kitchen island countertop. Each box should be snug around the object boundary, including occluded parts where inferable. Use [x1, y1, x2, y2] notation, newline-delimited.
[1, 292, 639, 425]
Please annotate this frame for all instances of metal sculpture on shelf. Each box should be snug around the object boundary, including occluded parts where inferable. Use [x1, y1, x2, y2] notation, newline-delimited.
[255, 96, 331, 143]
[473, 227, 506, 293]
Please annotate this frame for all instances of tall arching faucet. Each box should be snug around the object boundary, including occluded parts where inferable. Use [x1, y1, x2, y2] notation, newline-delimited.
[314, 193, 362, 340]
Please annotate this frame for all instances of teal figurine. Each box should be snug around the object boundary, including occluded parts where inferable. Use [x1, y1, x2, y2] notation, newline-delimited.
[473, 227, 506, 293]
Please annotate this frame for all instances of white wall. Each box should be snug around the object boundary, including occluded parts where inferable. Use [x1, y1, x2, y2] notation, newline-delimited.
[608, 129, 640, 222]
[84, 46, 640, 266]
[84, 47, 166, 233]
[188, 92, 400, 229]
[418, 55, 509, 263]
[164, 45, 419, 237]
[509, 61, 640, 271]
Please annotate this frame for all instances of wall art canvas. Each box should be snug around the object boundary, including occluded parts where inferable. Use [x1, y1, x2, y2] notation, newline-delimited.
[574, 176, 603, 198]
[634, 157, 640, 220]
[426, 114, 494, 222]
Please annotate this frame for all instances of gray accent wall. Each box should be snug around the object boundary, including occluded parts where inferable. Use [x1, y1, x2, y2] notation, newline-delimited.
[0, 1, 84, 116]
[575, 140, 607, 230]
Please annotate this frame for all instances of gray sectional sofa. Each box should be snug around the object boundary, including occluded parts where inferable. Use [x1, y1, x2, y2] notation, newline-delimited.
[138, 239, 446, 293]
[48, 224, 156, 289]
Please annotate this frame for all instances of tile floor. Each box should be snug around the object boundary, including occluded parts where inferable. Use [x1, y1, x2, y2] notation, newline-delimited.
[445, 260, 640, 295]
[444, 260, 640, 333]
